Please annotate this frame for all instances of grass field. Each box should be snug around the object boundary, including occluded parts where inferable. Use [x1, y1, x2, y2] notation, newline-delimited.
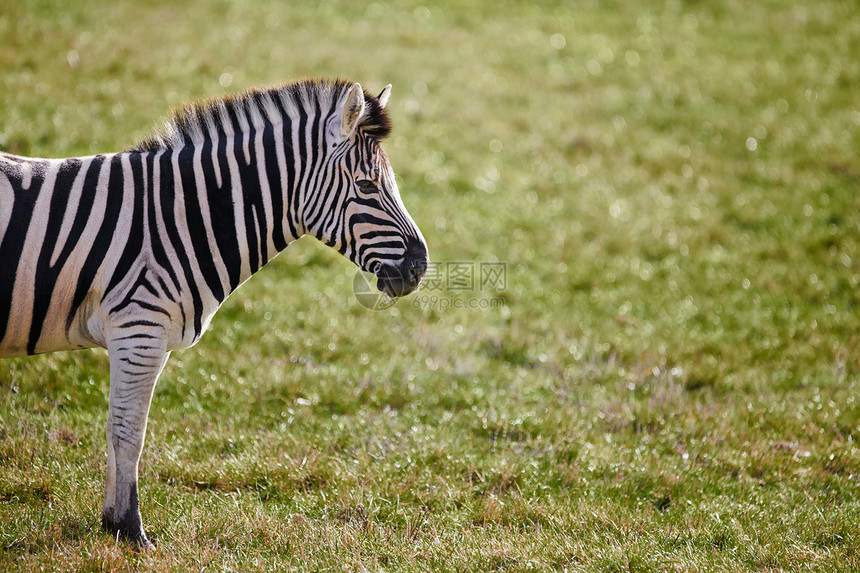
[2, 0, 860, 570]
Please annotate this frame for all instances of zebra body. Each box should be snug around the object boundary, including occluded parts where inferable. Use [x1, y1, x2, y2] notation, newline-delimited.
[1, 151, 210, 357]
[0, 79, 428, 549]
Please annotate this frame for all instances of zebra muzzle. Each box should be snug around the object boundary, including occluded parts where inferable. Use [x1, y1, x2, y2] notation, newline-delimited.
[375, 239, 428, 298]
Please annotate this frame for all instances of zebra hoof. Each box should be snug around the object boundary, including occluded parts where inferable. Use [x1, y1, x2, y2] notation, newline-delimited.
[102, 512, 156, 551]
[126, 530, 156, 552]
[135, 536, 157, 553]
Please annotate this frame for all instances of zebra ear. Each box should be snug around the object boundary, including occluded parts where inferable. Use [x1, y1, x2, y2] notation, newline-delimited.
[377, 85, 392, 109]
[341, 82, 366, 139]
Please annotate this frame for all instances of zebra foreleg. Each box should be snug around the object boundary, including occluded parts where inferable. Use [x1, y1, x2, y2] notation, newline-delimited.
[101, 337, 170, 551]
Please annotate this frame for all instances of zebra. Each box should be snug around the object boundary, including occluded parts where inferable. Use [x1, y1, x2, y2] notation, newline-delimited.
[0, 79, 428, 549]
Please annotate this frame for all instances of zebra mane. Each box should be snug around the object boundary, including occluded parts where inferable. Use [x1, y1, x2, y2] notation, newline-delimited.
[130, 78, 392, 152]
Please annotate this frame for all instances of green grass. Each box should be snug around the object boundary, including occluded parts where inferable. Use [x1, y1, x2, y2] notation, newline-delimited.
[2, 0, 860, 570]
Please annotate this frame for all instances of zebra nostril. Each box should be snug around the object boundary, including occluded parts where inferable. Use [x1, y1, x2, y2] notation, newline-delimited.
[408, 256, 428, 281]
[404, 239, 428, 275]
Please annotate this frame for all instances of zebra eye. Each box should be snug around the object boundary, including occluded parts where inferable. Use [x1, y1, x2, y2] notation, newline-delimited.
[356, 179, 377, 192]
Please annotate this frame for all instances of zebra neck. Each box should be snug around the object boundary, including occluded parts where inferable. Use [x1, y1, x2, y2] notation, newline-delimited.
[156, 130, 303, 299]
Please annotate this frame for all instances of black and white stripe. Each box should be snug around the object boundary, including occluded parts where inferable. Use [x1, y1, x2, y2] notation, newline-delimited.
[0, 78, 428, 549]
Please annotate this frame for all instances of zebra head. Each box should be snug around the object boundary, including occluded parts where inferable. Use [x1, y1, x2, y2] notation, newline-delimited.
[306, 82, 428, 298]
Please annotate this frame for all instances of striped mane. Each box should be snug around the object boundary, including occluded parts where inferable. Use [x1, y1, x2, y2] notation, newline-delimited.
[130, 78, 391, 152]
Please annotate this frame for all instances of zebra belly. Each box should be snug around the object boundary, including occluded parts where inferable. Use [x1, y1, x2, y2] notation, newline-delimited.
[0, 154, 107, 356]
[0, 273, 102, 357]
